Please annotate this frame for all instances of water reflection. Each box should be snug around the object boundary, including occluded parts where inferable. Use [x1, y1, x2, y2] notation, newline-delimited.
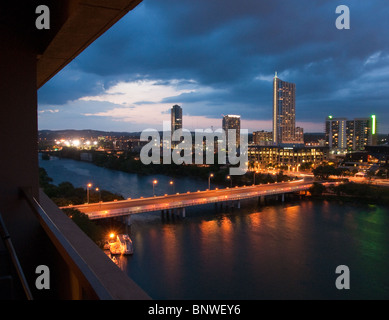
[39, 156, 389, 299]
[39, 155, 214, 198]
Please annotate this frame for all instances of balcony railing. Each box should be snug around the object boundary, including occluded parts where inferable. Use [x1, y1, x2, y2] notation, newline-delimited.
[0, 212, 33, 300]
[1, 189, 151, 300]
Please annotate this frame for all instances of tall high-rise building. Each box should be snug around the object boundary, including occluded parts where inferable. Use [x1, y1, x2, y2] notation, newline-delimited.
[354, 117, 377, 150]
[222, 115, 241, 147]
[171, 104, 183, 148]
[325, 115, 377, 153]
[346, 120, 355, 151]
[171, 104, 182, 133]
[273, 72, 303, 145]
[325, 116, 347, 153]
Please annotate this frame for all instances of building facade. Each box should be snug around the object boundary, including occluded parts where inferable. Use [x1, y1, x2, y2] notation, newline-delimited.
[171, 104, 183, 148]
[325, 117, 348, 153]
[171, 104, 183, 133]
[273, 73, 304, 145]
[248, 145, 328, 170]
[253, 130, 273, 145]
[325, 115, 377, 154]
[222, 115, 241, 147]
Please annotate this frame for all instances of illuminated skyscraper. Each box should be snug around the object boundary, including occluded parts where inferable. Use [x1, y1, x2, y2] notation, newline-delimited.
[171, 104, 183, 148]
[325, 115, 377, 153]
[273, 73, 303, 145]
[325, 116, 347, 154]
[354, 116, 377, 150]
[171, 104, 182, 133]
[222, 115, 241, 147]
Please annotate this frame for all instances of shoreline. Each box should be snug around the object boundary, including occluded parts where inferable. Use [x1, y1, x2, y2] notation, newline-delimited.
[310, 193, 389, 206]
[41, 150, 299, 186]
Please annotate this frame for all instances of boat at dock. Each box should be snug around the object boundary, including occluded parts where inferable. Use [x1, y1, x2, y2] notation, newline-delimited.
[108, 234, 134, 255]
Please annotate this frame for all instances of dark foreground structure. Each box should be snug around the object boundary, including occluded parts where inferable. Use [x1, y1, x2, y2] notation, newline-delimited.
[0, 1, 150, 300]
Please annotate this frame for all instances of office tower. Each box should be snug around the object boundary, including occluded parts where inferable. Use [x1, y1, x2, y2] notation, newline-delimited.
[222, 115, 241, 147]
[253, 130, 273, 145]
[171, 104, 183, 148]
[171, 104, 182, 133]
[273, 72, 303, 145]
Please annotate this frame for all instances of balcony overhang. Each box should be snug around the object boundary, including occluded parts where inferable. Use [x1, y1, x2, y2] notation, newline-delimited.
[36, 0, 142, 88]
[1, 1, 142, 89]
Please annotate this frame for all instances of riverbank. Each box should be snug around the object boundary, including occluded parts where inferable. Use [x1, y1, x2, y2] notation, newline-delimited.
[43, 148, 298, 186]
[311, 182, 389, 205]
[39, 167, 124, 206]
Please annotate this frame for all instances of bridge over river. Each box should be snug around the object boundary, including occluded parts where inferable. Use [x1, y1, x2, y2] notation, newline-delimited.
[62, 178, 332, 221]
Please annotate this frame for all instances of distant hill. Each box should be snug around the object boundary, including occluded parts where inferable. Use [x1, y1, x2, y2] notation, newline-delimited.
[38, 129, 142, 139]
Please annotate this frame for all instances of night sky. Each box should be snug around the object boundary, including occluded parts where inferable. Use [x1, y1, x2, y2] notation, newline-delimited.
[37, 0, 389, 134]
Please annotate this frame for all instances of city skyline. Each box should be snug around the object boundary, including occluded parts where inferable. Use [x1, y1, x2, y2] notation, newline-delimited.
[3, 0, 389, 302]
[37, 0, 389, 134]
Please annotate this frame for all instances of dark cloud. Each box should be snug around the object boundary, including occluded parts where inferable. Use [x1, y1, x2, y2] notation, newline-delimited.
[38, 0, 389, 132]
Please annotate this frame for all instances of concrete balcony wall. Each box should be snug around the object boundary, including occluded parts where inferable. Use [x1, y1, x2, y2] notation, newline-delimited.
[0, 0, 147, 299]
[0, 26, 43, 298]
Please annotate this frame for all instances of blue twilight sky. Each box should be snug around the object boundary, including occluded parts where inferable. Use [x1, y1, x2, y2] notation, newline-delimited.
[38, 0, 389, 134]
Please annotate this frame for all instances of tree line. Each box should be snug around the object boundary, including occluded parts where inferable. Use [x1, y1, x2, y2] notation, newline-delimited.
[51, 148, 298, 186]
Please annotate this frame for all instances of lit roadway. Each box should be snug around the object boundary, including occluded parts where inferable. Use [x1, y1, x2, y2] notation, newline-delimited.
[64, 178, 318, 220]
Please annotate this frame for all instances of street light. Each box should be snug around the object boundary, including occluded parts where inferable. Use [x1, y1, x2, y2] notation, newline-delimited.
[153, 179, 158, 196]
[226, 175, 232, 187]
[169, 180, 175, 194]
[208, 173, 214, 190]
[87, 183, 92, 203]
[253, 170, 259, 185]
[95, 187, 101, 202]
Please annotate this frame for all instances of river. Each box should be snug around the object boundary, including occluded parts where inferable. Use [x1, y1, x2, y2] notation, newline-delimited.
[39, 155, 389, 299]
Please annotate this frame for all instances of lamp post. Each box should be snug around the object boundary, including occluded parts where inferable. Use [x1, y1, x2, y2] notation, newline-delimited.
[87, 183, 92, 203]
[95, 187, 101, 202]
[253, 170, 259, 185]
[208, 173, 214, 190]
[153, 180, 158, 196]
[226, 175, 232, 187]
[169, 180, 175, 194]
